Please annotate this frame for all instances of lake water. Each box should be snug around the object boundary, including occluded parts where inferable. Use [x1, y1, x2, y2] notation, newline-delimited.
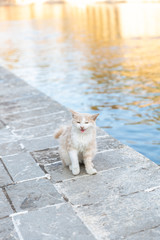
[0, 3, 159, 164]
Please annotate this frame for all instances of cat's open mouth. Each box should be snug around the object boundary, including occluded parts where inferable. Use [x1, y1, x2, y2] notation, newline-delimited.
[80, 128, 86, 132]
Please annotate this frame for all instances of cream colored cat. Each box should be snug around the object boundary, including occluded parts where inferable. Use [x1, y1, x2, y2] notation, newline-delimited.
[54, 110, 99, 175]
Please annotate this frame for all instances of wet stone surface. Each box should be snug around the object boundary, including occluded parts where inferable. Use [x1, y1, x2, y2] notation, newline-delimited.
[97, 135, 124, 152]
[12, 120, 66, 139]
[5, 178, 63, 212]
[74, 188, 160, 240]
[55, 163, 160, 206]
[0, 94, 51, 116]
[2, 152, 45, 182]
[12, 203, 95, 240]
[31, 146, 60, 165]
[2, 105, 67, 124]
[0, 141, 23, 157]
[45, 162, 87, 183]
[0, 128, 17, 144]
[21, 135, 58, 152]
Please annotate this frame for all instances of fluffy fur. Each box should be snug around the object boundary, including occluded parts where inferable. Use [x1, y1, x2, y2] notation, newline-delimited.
[54, 110, 99, 175]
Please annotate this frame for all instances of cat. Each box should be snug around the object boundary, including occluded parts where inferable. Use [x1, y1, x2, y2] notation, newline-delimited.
[54, 109, 99, 176]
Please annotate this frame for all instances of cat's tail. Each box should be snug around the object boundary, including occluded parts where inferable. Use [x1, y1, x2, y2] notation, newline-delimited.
[54, 127, 64, 139]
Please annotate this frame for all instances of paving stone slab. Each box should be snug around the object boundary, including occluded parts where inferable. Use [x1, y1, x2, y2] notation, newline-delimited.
[55, 163, 160, 206]
[2, 152, 45, 182]
[9, 111, 71, 130]
[0, 188, 13, 218]
[0, 84, 39, 102]
[6, 178, 63, 212]
[96, 127, 109, 137]
[0, 66, 24, 85]
[74, 189, 160, 240]
[55, 165, 160, 240]
[31, 146, 60, 165]
[0, 95, 51, 116]
[12, 119, 67, 139]
[12, 203, 95, 240]
[0, 141, 23, 157]
[2, 104, 67, 123]
[94, 145, 157, 171]
[0, 160, 13, 187]
[44, 145, 158, 184]
[97, 135, 124, 152]
[0, 128, 17, 144]
[0, 217, 18, 240]
[21, 135, 57, 152]
[45, 162, 87, 183]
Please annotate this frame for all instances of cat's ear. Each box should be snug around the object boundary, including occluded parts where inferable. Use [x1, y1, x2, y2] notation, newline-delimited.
[91, 113, 99, 121]
[69, 109, 78, 118]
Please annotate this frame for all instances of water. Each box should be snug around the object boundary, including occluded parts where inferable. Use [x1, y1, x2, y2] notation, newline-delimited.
[0, 3, 159, 164]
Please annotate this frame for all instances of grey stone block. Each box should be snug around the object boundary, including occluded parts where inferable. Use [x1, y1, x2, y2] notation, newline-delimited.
[21, 135, 57, 152]
[96, 127, 109, 137]
[0, 128, 17, 144]
[31, 146, 60, 165]
[2, 103, 68, 123]
[56, 171, 160, 240]
[94, 145, 157, 171]
[74, 189, 160, 240]
[0, 94, 51, 116]
[0, 188, 13, 218]
[0, 141, 22, 157]
[6, 178, 63, 212]
[55, 162, 160, 206]
[13, 120, 66, 139]
[45, 162, 87, 183]
[12, 203, 95, 240]
[55, 164, 160, 239]
[0, 84, 39, 102]
[0, 160, 13, 187]
[44, 145, 157, 184]
[97, 135, 124, 152]
[2, 153, 45, 182]
[9, 111, 70, 130]
[0, 217, 18, 240]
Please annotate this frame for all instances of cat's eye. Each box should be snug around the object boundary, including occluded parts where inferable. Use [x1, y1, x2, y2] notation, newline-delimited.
[77, 121, 80, 124]
[85, 122, 89, 124]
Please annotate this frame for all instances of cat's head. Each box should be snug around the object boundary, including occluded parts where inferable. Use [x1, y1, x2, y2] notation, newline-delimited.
[70, 109, 99, 133]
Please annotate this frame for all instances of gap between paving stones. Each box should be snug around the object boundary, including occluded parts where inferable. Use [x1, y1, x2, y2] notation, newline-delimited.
[54, 171, 160, 201]
[2, 107, 65, 118]
[2, 187, 16, 213]
[6, 110, 66, 123]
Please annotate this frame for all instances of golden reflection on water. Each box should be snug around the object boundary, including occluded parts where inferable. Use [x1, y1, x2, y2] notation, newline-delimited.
[0, 3, 160, 107]
[0, 2, 160, 162]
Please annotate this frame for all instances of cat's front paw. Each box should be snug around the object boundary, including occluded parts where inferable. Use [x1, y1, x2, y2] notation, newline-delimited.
[72, 166, 80, 176]
[86, 167, 97, 175]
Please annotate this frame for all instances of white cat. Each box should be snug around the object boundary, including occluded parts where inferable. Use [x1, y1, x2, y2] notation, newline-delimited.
[54, 110, 99, 175]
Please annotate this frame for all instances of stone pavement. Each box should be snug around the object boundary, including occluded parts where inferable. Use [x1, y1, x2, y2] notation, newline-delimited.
[0, 66, 160, 240]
